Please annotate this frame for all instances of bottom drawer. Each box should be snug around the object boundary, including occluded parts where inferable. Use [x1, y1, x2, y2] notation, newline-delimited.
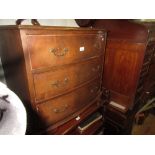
[44, 100, 102, 134]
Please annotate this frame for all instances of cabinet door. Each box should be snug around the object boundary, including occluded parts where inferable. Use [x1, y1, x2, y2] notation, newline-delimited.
[103, 40, 145, 97]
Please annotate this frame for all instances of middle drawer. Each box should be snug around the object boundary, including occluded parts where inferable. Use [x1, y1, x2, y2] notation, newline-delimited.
[33, 58, 102, 102]
[36, 78, 101, 127]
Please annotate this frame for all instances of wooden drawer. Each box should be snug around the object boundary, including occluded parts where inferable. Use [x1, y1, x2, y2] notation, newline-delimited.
[36, 79, 101, 127]
[27, 33, 105, 69]
[45, 100, 101, 134]
[33, 58, 102, 102]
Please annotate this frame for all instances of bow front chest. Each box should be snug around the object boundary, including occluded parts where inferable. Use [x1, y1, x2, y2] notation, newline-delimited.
[0, 26, 106, 134]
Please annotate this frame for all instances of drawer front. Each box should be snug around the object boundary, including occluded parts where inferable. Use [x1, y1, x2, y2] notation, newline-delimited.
[33, 58, 102, 102]
[36, 79, 101, 127]
[48, 101, 101, 134]
[27, 33, 105, 69]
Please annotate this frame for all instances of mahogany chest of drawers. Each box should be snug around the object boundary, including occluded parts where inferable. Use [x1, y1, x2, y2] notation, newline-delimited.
[0, 25, 106, 134]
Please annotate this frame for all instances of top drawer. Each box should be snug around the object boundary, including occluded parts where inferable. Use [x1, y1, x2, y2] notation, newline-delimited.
[26, 33, 105, 70]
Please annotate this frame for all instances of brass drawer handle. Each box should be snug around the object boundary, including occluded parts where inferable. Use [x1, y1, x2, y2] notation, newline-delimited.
[51, 77, 69, 88]
[49, 47, 68, 56]
[53, 104, 69, 113]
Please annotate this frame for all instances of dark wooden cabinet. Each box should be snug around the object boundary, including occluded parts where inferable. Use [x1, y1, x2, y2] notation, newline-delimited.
[0, 25, 106, 134]
[76, 19, 155, 134]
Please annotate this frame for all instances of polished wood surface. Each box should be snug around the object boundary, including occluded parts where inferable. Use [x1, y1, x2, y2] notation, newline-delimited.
[75, 19, 148, 41]
[27, 32, 104, 70]
[36, 79, 101, 127]
[94, 20, 155, 134]
[33, 57, 102, 102]
[104, 40, 145, 109]
[76, 19, 155, 134]
[87, 20, 155, 110]
[46, 100, 102, 134]
[0, 25, 106, 134]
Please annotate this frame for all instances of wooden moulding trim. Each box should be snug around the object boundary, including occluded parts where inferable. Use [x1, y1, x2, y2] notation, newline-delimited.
[107, 90, 132, 113]
[0, 25, 106, 33]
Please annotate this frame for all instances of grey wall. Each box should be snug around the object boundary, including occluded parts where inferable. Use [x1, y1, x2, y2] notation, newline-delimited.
[0, 19, 78, 26]
[0, 19, 78, 84]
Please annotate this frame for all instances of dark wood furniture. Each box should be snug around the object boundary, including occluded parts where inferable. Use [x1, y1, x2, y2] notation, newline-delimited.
[0, 25, 107, 134]
[76, 19, 155, 134]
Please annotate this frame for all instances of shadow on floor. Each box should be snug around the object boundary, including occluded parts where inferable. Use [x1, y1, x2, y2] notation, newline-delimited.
[132, 109, 155, 135]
